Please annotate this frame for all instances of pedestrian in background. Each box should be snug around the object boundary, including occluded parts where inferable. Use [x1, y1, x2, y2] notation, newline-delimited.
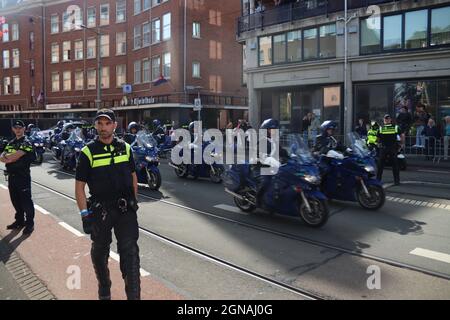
[396, 106, 413, 149]
[422, 118, 441, 160]
[413, 103, 430, 148]
[355, 118, 368, 139]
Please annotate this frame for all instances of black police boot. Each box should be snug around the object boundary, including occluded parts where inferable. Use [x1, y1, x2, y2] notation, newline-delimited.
[122, 245, 141, 300]
[7, 221, 25, 230]
[22, 225, 34, 235]
[91, 246, 112, 300]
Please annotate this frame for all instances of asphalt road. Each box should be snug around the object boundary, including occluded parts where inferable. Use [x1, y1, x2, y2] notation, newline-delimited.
[1, 154, 450, 299]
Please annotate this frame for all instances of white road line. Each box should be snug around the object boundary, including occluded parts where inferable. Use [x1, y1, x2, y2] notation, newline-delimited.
[0, 183, 8, 190]
[58, 222, 85, 237]
[214, 204, 247, 215]
[109, 250, 150, 277]
[410, 248, 450, 264]
[34, 205, 51, 215]
[418, 170, 450, 174]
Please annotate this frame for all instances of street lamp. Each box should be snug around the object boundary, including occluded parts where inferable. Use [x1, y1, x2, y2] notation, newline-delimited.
[79, 24, 102, 110]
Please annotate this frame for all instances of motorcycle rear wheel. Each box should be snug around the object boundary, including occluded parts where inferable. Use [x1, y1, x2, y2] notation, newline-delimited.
[298, 196, 329, 228]
[210, 166, 223, 183]
[174, 163, 188, 178]
[147, 169, 162, 190]
[234, 195, 256, 213]
[357, 185, 385, 210]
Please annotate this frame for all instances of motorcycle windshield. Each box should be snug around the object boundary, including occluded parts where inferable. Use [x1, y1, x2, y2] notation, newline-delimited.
[30, 130, 43, 140]
[281, 134, 315, 165]
[348, 132, 370, 158]
[68, 128, 84, 143]
[136, 131, 157, 149]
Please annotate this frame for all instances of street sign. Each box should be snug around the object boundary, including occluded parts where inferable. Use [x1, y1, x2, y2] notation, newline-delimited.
[123, 84, 132, 94]
[194, 98, 202, 111]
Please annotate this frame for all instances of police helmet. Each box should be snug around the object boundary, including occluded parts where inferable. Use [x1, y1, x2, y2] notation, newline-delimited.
[371, 121, 380, 129]
[153, 119, 161, 127]
[320, 120, 338, 133]
[128, 121, 139, 132]
[260, 119, 279, 130]
[27, 123, 35, 131]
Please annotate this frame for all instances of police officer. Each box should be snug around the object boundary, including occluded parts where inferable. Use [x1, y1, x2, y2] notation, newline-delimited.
[75, 109, 141, 300]
[0, 120, 36, 235]
[313, 120, 344, 155]
[377, 114, 400, 185]
[123, 122, 140, 145]
[152, 119, 165, 145]
[367, 121, 380, 151]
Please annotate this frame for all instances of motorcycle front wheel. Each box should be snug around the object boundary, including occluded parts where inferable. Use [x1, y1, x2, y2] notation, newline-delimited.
[35, 153, 43, 164]
[147, 169, 162, 190]
[234, 194, 256, 213]
[356, 184, 385, 210]
[210, 166, 224, 183]
[298, 196, 329, 228]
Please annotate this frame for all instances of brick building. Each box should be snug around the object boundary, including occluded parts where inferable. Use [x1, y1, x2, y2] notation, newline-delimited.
[0, 0, 248, 129]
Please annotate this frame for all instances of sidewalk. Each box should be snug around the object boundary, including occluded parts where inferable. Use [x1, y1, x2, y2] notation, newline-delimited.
[0, 185, 184, 300]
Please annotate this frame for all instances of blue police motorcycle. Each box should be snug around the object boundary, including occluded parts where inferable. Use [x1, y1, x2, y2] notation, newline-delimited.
[132, 131, 162, 190]
[319, 132, 385, 210]
[169, 141, 224, 183]
[61, 128, 85, 171]
[29, 129, 46, 164]
[223, 135, 329, 228]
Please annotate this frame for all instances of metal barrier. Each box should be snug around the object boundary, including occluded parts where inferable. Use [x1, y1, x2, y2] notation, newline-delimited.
[403, 135, 443, 164]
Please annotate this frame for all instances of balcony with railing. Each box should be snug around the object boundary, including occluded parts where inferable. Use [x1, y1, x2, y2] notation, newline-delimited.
[237, 0, 401, 36]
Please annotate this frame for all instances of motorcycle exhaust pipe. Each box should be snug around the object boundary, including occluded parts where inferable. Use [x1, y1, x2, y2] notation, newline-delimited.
[224, 188, 245, 201]
[167, 162, 179, 169]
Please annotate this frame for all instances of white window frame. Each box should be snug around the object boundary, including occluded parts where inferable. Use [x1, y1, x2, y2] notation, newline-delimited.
[134, 60, 141, 84]
[116, 64, 126, 87]
[87, 7, 96, 28]
[63, 41, 71, 61]
[143, 22, 151, 47]
[51, 43, 59, 63]
[143, 0, 151, 11]
[87, 69, 97, 89]
[2, 24, 9, 42]
[87, 38, 96, 59]
[193, 22, 200, 38]
[75, 40, 83, 60]
[13, 76, 20, 94]
[101, 66, 110, 88]
[152, 55, 161, 81]
[75, 70, 84, 90]
[4, 77, 11, 95]
[162, 13, 171, 40]
[134, 0, 141, 15]
[152, 18, 160, 43]
[142, 59, 150, 83]
[12, 49, 19, 68]
[63, 71, 71, 91]
[116, 32, 126, 55]
[163, 52, 171, 78]
[51, 15, 59, 34]
[2, 50, 9, 69]
[192, 61, 201, 78]
[116, 0, 126, 23]
[100, 4, 110, 26]
[134, 25, 142, 49]
[52, 72, 60, 92]
[100, 34, 109, 57]
[11, 23, 19, 41]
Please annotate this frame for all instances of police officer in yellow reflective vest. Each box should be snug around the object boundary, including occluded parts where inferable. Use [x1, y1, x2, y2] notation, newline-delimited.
[0, 120, 36, 235]
[75, 109, 140, 300]
[377, 114, 400, 185]
[366, 121, 380, 151]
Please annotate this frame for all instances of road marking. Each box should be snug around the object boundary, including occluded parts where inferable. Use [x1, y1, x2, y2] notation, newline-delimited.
[214, 204, 248, 215]
[386, 196, 450, 211]
[34, 205, 51, 215]
[58, 222, 85, 237]
[109, 250, 150, 277]
[418, 170, 450, 174]
[410, 248, 450, 264]
[0, 183, 8, 190]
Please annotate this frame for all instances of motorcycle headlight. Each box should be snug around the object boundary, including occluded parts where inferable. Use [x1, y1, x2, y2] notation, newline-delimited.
[303, 174, 321, 185]
[145, 156, 158, 162]
[364, 165, 375, 173]
[39, 143, 44, 147]
[74, 147, 81, 152]
[34, 143, 39, 147]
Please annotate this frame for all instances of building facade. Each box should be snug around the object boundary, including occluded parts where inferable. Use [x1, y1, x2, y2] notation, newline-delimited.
[238, 0, 450, 135]
[0, 0, 248, 129]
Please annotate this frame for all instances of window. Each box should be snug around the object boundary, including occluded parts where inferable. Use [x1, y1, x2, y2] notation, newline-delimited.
[2, 50, 9, 69]
[142, 59, 150, 82]
[242, 44, 247, 85]
[134, 25, 141, 49]
[258, 36, 272, 66]
[134, 0, 141, 15]
[101, 66, 110, 88]
[143, 0, 151, 11]
[192, 61, 200, 78]
[360, 16, 381, 54]
[63, 11, 71, 32]
[163, 52, 171, 78]
[405, 10, 428, 49]
[63, 71, 71, 91]
[11, 23, 19, 41]
[152, 19, 160, 43]
[100, 35, 109, 57]
[51, 43, 59, 63]
[383, 14, 402, 50]
[13, 76, 20, 94]
[162, 13, 171, 40]
[273, 34, 286, 64]
[431, 6, 450, 46]
[75, 40, 83, 60]
[2, 24, 9, 42]
[4, 77, 11, 95]
[287, 30, 301, 62]
[193, 22, 200, 38]
[134, 60, 141, 84]
[152, 0, 162, 6]
[116, 0, 126, 23]
[87, 7, 96, 28]
[143, 22, 151, 47]
[75, 71, 84, 90]
[116, 32, 126, 55]
[29, 32, 35, 50]
[87, 69, 96, 89]
[51, 15, 59, 33]
[87, 38, 96, 59]
[63, 41, 71, 61]
[116, 65, 126, 87]
[319, 24, 336, 58]
[100, 4, 110, 26]
[303, 28, 318, 59]
[152, 56, 161, 80]
[52, 72, 60, 92]
[12, 49, 19, 68]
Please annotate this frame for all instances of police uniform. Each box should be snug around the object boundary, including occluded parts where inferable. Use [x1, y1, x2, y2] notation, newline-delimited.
[3, 121, 36, 233]
[75, 111, 140, 300]
[377, 118, 400, 184]
[366, 128, 379, 152]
